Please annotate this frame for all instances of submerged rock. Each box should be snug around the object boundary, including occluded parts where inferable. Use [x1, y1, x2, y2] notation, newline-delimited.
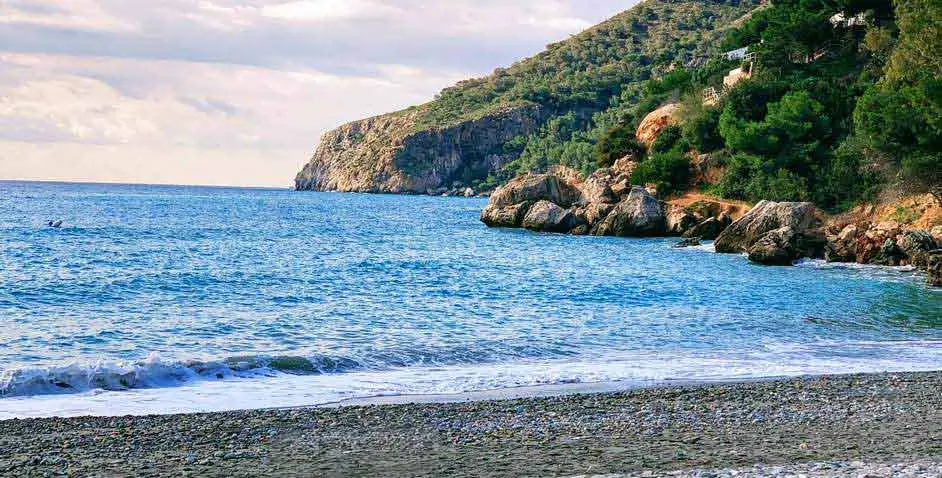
[593, 187, 666, 237]
[673, 237, 702, 248]
[715, 201, 817, 254]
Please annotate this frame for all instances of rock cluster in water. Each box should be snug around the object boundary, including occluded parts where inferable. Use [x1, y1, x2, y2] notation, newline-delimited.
[481, 168, 942, 285]
[480, 166, 735, 239]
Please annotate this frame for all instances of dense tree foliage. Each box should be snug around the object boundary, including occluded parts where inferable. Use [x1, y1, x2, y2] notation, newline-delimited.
[452, 0, 938, 208]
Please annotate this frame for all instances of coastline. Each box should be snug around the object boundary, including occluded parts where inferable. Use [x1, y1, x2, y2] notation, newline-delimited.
[3, 371, 941, 477]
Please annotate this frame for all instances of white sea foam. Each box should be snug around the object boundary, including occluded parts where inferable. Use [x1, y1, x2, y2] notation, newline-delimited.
[3, 340, 942, 419]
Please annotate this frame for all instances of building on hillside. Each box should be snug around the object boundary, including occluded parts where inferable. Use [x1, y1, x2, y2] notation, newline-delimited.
[723, 46, 750, 61]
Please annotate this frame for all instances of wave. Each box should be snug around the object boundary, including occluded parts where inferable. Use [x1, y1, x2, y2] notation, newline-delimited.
[0, 353, 363, 398]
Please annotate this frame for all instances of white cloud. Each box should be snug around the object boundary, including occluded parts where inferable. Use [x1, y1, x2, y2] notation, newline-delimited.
[260, 0, 396, 22]
[0, 0, 633, 186]
[0, 0, 137, 32]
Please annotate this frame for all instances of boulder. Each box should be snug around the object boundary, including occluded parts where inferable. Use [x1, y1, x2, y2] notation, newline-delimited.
[593, 187, 666, 237]
[480, 201, 533, 228]
[715, 201, 817, 254]
[898, 230, 938, 268]
[571, 202, 615, 227]
[611, 156, 639, 179]
[683, 213, 733, 240]
[825, 224, 860, 263]
[581, 171, 617, 204]
[928, 250, 942, 287]
[748, 227, 801, 266]
[666, 206, 699, 236]
[522, 200, 578, 233]
[636, 103, 680, 148]
[488, 171, 582, 209]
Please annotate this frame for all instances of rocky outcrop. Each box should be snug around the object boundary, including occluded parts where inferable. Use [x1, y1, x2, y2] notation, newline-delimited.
[296, 105, 546, 194]
[480, 167, 734, 239]
[714, 201, 818, 254]
[636, 104, 680, 148]
[824, 220, 940, 276]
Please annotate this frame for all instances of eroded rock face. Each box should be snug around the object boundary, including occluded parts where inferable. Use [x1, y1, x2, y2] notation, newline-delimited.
[296, 105, 546, 194]
[715, 201, 817, 254]
[522, 201, 578, 233]
[593, 187, 666, 237]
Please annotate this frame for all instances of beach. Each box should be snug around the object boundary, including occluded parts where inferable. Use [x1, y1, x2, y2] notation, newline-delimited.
[2, 371, 941, 477]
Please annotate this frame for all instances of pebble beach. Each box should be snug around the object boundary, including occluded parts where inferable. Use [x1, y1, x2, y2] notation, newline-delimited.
[2, 372, 941, 477]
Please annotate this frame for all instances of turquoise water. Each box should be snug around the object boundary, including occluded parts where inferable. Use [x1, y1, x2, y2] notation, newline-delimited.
[0, 181, 940, 417]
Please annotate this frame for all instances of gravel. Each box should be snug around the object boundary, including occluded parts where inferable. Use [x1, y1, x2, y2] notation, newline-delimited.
[1, 372, 941, 477]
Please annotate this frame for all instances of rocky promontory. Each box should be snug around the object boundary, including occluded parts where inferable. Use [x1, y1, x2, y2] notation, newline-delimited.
[295, 105, 545, 194]
[480, 165, 739, 240]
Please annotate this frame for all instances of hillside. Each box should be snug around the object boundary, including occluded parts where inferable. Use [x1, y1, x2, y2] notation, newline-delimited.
[295, 0, 764, 194]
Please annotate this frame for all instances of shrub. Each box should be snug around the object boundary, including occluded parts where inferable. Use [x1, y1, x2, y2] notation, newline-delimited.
[632, 149, 692, 195]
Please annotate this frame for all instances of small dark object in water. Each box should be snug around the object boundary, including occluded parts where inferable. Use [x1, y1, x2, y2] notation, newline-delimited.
[673, 237, 701, 248]
[47, 220, 63, 228]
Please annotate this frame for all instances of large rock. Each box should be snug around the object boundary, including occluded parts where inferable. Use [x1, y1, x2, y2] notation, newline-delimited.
[522, 201, 578, 233]
[715, 201, 817, 254]
[898, 230, 938, 268]
[636, 103, 680, 148]
[747, 227, 800, 266]
[683, 214, 733, 240]
[929, 250, 942, 287]
[593, 187, 666, 237]
[480, 201, 533, 228]
[666, 206, 699, 236]
[825, 224, 861, 263]
[488, 170, 583, 209]
[581, 170, 618, 204]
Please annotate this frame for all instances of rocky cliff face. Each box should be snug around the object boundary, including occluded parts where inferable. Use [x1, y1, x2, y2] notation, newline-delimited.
[295, 105, 545, 194]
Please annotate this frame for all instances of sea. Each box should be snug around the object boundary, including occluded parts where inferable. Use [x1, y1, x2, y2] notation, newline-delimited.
[1, 181, 940, 419]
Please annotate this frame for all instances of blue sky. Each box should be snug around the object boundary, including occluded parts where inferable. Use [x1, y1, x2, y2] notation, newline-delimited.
[0, 0, 636, 186]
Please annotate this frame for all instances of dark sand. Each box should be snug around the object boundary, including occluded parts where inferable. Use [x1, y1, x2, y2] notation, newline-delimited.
[1, 372, 941, 477]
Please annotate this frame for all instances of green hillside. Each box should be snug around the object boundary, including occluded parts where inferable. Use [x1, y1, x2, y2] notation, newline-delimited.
[591, 0, 941, 211]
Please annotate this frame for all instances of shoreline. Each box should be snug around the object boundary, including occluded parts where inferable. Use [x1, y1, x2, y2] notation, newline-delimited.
[3, 371, 941, 477]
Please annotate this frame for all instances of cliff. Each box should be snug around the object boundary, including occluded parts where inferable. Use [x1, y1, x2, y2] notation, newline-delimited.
[295, 105, 546, 194]
[295, 0, 763, 193]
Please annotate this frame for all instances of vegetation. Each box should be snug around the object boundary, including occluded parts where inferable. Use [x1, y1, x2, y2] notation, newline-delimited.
[587, 0, 940, 210]
[395, 0, 940, 208]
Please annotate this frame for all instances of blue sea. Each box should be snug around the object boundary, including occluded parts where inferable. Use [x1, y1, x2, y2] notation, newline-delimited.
[1, 181, 940, 418]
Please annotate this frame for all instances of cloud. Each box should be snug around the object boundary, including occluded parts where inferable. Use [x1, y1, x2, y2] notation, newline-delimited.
[0, 0, 137, 32]
[0, 0, 634, 186]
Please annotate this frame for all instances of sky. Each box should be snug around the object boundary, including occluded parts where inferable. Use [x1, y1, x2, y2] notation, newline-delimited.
[0, 0, 635, 187]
